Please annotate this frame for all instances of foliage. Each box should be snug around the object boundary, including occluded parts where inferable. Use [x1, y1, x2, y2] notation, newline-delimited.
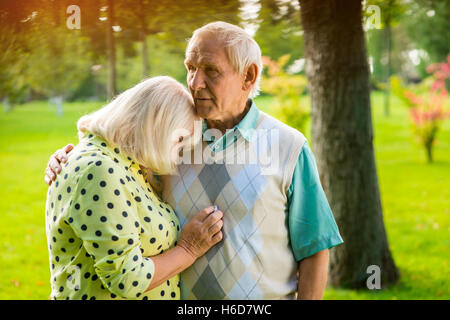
[391, 56, 450, 162]
[260, 54, 309, 132]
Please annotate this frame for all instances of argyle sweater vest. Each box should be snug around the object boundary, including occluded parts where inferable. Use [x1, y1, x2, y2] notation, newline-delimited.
[161, 111, 307, 299]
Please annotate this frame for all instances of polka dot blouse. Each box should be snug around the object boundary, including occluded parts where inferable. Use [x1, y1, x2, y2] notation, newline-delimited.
[45, 132, 181, 300]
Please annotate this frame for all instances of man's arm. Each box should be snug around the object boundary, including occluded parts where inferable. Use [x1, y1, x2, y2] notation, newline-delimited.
[297, 249, 329, 300]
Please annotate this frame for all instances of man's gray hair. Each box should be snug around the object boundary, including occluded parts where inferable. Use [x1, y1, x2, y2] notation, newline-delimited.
[187, 21, 263, 99]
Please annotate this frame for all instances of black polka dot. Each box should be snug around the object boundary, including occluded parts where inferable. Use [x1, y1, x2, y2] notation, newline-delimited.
[108, 168, 114, 174]
[116, 224, 123, 230]
[114, 148, 120, 154]
[86, 209, 92, 216]
[95, 161, 102, 166]
[135, 221, 139, 228]
[144, 217, 151, 223]
[120, 179, 125, 184]
[134, 196, 141, 202]
[132, 281, 138, 287]
[92, 274, 98, 281]
[159, 224, 163, 230]
[100, 216, 107, 222]
[108, 249, 114, 255]
[80, 189, 86, 195]
[100, 181, 107, 187]
[122, 211, 128, 218]
[119, 283, 124, 290]
[87, 173, 93, 180]
[114, 189, 120, 196]
[59, 286, 64, 292]
[75, 166, 80, 172]
[133, 255, 138, 261]
[150, 238, 156, 244]
[101, 142, 107, 147]
[147, 273, 152, 279]
[84, 272, 90, 279]
[128, 239, 134, 245]
[171, 292, 176, 298]
[93, 195, 99, 201]
[74, 203, 80, 210]
[93, 242, 99, 248]
[160, 290, 165, 296]
[112, 236, 119, 241]
[64, 173, 68, 180]
[107, 203, 114, 209]
[126, 200, 131, 207]
[58, 195, 62, 201]
[95, 230, 102, 237]
[81, 224, 87, 231]
[147, 205, 152, 211]
[68, 218, 73, 224]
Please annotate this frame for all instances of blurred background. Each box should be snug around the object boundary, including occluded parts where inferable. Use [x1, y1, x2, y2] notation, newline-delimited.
[0, 0, 448, 299]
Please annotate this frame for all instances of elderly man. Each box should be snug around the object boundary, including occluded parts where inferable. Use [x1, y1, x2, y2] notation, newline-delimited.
[45, 21, 343, 300]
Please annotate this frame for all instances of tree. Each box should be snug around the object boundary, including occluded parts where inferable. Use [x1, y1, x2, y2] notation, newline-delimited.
[253, 0, 304, 66]
[299, 0, 399, 288]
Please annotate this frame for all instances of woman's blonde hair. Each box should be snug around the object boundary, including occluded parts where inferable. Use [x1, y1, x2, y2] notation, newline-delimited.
[77, 76, 199, 175]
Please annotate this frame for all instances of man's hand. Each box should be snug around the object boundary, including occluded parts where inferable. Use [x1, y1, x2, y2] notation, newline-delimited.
[297, 249, 329, 300]
[44, 144, 74, 186]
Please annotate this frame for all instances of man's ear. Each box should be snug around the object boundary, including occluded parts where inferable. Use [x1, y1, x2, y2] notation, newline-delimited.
[242, 63, 258, 91]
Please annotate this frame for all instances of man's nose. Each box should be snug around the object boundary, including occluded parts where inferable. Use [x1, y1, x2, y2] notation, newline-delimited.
[189, 69, 206, 91]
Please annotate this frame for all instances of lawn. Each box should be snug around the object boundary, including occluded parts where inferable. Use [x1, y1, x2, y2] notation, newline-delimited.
[0, 92, 449, 299]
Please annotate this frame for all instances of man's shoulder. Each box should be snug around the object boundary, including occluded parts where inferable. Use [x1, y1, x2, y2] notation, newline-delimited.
[256, 110, 307, 148]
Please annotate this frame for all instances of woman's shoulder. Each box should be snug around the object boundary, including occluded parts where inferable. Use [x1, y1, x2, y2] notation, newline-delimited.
[64, 144, 123, 182]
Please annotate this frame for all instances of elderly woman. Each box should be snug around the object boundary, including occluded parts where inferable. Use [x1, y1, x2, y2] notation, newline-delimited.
[45, 76, 223, 300]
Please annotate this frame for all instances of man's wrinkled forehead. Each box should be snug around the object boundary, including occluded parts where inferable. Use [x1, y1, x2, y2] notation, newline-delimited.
[185, 33, 226, 65]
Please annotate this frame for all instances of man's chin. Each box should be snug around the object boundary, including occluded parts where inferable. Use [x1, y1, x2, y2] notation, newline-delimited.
[195, 105, 213, 118]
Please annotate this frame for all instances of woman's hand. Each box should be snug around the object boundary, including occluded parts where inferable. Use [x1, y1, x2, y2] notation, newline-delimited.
[177, 206, 223, 260]
[146, 206, 223, 291]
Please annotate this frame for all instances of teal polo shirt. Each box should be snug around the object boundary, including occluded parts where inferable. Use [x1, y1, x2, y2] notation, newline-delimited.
[202, 100, 343, 261]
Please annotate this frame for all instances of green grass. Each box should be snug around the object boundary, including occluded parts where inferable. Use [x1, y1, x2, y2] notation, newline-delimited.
[0, 93, 449, 299]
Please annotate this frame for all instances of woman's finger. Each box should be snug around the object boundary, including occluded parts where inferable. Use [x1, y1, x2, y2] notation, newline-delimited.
[211, 231, 223, 244]
[196, 206, 216, 221]
[208, 219, 223, 235]
[203, 210, 223, 229]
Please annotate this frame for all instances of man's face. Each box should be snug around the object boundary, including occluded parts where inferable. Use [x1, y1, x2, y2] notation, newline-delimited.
[184, 34, 245, 121]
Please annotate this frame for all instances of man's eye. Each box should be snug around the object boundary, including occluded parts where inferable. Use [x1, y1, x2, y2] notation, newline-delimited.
[187, 65, 196, 72]
[206, 68, 218, 76]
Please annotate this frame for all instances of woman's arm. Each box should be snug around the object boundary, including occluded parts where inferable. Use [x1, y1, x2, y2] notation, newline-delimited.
[145, 207, 223, 291]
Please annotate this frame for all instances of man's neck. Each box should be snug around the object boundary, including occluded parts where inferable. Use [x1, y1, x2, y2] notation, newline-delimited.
[206, 99, 251, 134]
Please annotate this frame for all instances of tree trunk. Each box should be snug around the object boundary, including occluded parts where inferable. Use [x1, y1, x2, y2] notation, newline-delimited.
[139, 0, 149, 79]
[299, 0, 399, 288]
[107, 0, 116, 100]
[141, 31, 149, 79]
[384, 7, 392, 117]
[3, 96, 10, 113]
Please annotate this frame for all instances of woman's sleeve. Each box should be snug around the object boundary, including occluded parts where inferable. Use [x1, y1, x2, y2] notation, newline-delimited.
[66, 159, 154, 299]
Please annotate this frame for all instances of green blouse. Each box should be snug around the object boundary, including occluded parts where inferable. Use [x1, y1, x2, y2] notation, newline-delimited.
[45, 132, 181, 300]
